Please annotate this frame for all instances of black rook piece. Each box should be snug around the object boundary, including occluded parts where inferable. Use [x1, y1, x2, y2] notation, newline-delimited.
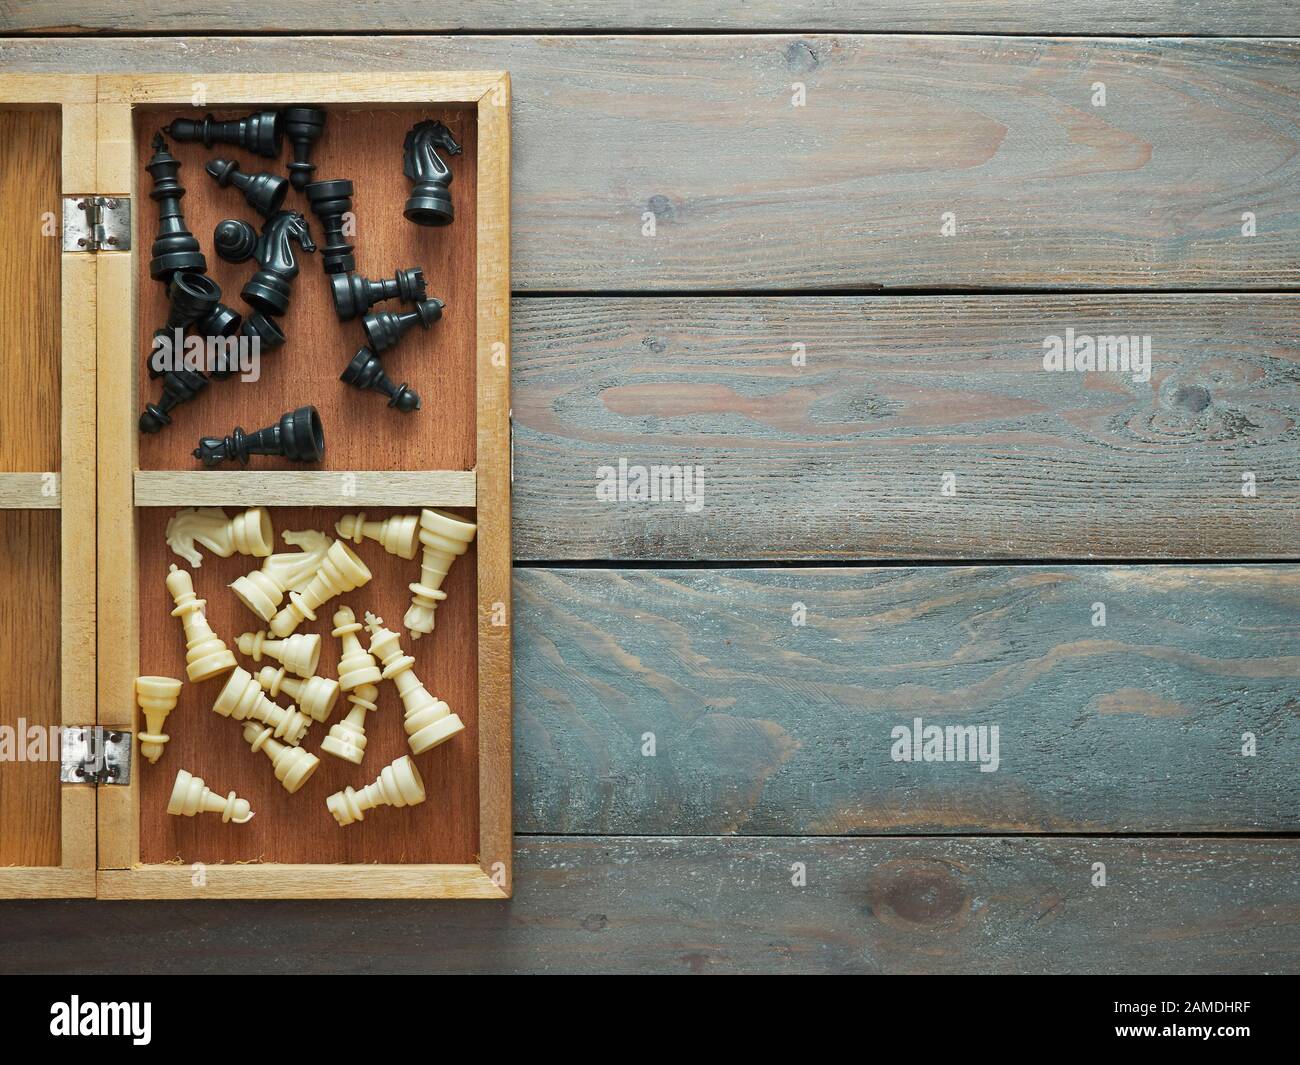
[402, 120, 462, 226]
[139, 369, 208, 434]
[304, 179, 355, 274]
[362, 297, 444, 354]
[341, 348, 421, 413]
[166, 111, 282, 159]
[146, 133, 206, 283]
[214, 218, 258, 264]
[283, 107, 327, 190]
[330, 267, 426, 320]
[193, 406, 325, 467]
[240, 211, 316, 316]
[205, 158, 288, 219]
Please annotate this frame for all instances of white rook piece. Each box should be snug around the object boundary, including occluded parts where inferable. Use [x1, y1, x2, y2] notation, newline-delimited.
[165, 506, 275, 568]
[336, 511, 421, 559]
[135, 676, 183, 764]
[366, 611, 464, 754]
[269, 540, 372, 637]
[166, 564, 238, 682]
[319, 606, 383, 764]
[326, 755, 426, 826]
[230, 528, 332, 622]
[212, 666, 313, 745]
[405, 508, 476, 639]
[166, 769, 254, 823]
[243, 722, 320, 794]
[256, 665, 340, 723]
[236, 629, 321, 679]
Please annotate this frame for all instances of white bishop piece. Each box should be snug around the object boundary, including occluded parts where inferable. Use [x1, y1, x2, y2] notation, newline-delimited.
[165, 506, 274, 568]
[230, 529, 332, 622]
[166, 564, 238, 682]
[405, 508, 477, 639]
[269, 540, 372, 637]
[135, 675, 182, 764]
[256, 665, 340, 723]
[326, 755, 426, 826]
[319, 607, 382, 765]
[236, 630, 321, 679]
[242, 722, 320, 793]
[212, 666, 313, 745]
[336, 512, 421, 560]
[366, 611, 464, 754]
[166, 769, 254, 823]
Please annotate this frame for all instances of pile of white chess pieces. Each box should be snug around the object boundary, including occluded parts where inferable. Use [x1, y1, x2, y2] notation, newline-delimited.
[138, 505, 475, 827]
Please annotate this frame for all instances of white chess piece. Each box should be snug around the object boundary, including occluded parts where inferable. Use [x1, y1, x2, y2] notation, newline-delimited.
[242, 722, 319, 793]
[269, 540, 372, 637]
[166, 564, 237, 681]
[336, 512, 421, 560]
[366, 611, 464, 754]
[212, 666, 312, 745]
[236, 630, 321, 679]
[135, 676, 182, 764]
[326, 755, 425, 826]
[404, 509, 476, 639]
[256, 665, 340, 723]
[319, 607, 382, 765]
[230, 528, 332, 622]
[166, 769, 254, 823]
[165, 506, 274, 568]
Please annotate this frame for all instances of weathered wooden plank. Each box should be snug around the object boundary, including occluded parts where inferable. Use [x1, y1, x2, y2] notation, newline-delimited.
[4, 3, 1297, 35]
[514, 566, 1300, 834]
[512, 295, 1300, 560]
[0, 837, 1295, 973]
[1, 36, 1296, 289]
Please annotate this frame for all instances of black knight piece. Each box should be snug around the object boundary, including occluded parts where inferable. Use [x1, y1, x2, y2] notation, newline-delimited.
[330, 267, 426, 320]
[139, 369, 208, 434]
[205, 158, 288, 219]
[240, 211, 316, 316]
[283, 107, 327, 190]
[340, 348, 421, 413]
[214, 218, 258, 264]
[304, 179, 356, 274]
[146, 133, 207, 283]
[193, 406, 325, 467]
[402, 120, 461, 225]
[166, 111, 283, 158]
[362, 297, 444, 354]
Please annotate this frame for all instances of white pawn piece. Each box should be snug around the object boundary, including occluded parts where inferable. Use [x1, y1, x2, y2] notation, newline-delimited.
[212, 666, 312, 745]
[269, 540, 372, 637]
[326, 755, 425, 827]
[256, 665, 340, 724]
[319, 607, 382, 765]
[365, 611, 464, 755]
[166, 769, 254, 823]
[243, 722, 319, 794]
[404, 508, 476, 639]
[236, 630, 321, 680]
[166, 564, 238, 681]
[135, 676, 183, 764]
[165, 506, 274, 568]
[230, 528, 332, 622]
[336, 512, 421, 560]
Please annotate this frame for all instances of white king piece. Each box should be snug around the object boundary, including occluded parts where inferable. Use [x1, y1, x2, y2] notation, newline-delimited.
[165, 506, 275, 568]
[230, 529, 332, 622]
[269, 539, 373, 637]
[405, 508, 476, 639]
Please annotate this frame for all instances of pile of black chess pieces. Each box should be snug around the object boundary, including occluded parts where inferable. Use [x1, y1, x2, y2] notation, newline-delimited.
[138, 106, 464, 467]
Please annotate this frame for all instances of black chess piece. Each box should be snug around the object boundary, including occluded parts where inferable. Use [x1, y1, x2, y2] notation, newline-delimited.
[214, 218, 258, 263]
[240, 210, 315, 316]
[146, 133, 206, 283]
[304, 179, 355, 274]
[403, 120, 462, 225]
[166, 111, 282, 158]
[240, 311, 286, 352]
[140, 369, 208, 433]
[283, 107, 326, 191]
[147, 272, 222, 379]
[198, 304, 245, 379]
[205, 158, 287, 219]
[340, 348, 421, 412]
[193, 406, 325, 467]
[330, 267, 426, 320]
[362, 297, 444, 354]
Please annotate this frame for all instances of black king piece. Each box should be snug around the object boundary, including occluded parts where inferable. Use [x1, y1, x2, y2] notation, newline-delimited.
[146, 133, 207, 283]
[193, 406, 325, 467]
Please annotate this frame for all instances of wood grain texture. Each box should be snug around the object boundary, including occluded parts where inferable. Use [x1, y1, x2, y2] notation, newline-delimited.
[512, 295, 1300, 560]
[3, 2, 1297, 35]
[0, 474, 59, 508]
[2, 836, 1297, 973]
[133, 505, 479, 867]
[97, 863, 504, 899]
[133, 105, 477, 471]
[0, 36, 1296, 289]
[133, 470, 476, 507]
[514, 566, 1300, 834]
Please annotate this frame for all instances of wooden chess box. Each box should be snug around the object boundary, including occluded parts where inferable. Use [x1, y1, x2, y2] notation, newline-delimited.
[0, 73, 512, 899]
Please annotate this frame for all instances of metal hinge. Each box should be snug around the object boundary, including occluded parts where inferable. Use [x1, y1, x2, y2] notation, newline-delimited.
[60, 727, 133, 785]
[62, 195, 131, 253]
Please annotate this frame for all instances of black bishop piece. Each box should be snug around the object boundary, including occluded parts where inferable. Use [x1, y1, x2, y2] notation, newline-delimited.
[340, 349, 420, 413]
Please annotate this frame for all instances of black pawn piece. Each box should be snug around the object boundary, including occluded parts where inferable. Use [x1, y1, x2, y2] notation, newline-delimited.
[362, 297, 444, 354]
[140, 369, 208, 433]
[197, 304, 244, 379]
[240, 210, 315, 316]
[341, 348, 421, 413]
[403, 120, 462, 226]
[330, 267, 426, 321]
[304, 179, 355, 274]
[205, 158, 287, 219]
[283, 107, 327, 191]
[164, 271, 221, 329]
[193, 406, 324, 468]
[166, 111, 282, 159]
[214, 219, 258, 264]
[241, 312, 286, 352]
[146, 133, 206, 283]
